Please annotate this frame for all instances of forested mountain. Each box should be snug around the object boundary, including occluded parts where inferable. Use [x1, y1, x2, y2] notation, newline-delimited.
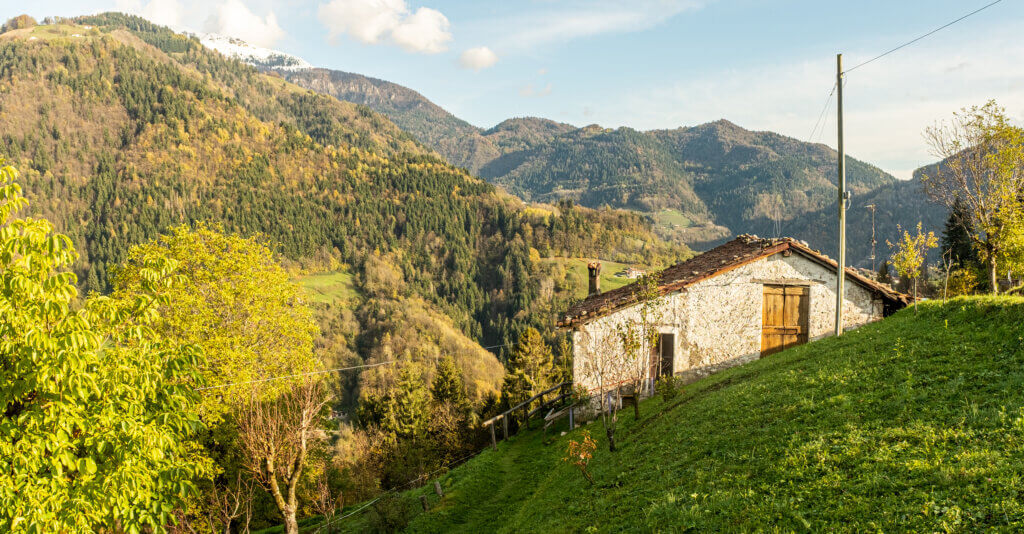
[276, 67, 939, 264]
[0, 14, 690, 358]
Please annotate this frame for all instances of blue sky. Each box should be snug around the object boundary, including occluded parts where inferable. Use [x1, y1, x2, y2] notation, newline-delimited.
[12, 0, 1024, 178]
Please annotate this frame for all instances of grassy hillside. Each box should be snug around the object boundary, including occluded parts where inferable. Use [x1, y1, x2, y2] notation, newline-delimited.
[329, 297, 1024, 532]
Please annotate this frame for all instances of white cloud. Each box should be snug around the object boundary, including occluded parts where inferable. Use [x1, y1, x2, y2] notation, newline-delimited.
[391, 7, 451, 53]
[318, 0, 452, 54]
[204, 0, 285, 48]
[116, 0, 184, 28]
[459, 46, 498, 71]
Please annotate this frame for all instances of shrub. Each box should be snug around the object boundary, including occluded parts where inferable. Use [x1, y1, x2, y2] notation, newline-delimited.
[563, 430, 597, 485]
[367, 494, 411, 534]
[656, 374, 680, 403]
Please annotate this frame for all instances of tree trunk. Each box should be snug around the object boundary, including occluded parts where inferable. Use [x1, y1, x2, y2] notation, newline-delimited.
[283, 509, 299, 534]
[989, 255, 999, 295]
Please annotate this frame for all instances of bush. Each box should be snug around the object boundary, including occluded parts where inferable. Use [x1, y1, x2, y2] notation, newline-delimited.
[367, 494, 411, 534]
[656, 375, 680, 403]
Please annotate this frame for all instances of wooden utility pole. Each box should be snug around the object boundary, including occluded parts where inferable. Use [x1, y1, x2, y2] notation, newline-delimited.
[866, 204, 877, 272]
[835, 53, 847, 337]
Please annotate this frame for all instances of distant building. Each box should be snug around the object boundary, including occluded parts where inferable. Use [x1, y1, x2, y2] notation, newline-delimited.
[623, 267, 645, 279]
[560, 235, 908, 393]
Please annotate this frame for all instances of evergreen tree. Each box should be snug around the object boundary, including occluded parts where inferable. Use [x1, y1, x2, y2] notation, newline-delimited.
[877, 261, 893, 285]
[500, 328, 555, 410]
[431, 356, 469, 409]
[383, 363, 431, 440]
[942, 197, 977, 267]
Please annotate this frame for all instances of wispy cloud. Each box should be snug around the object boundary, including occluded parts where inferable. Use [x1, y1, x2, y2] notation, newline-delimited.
[611, 26, 1024, 179]
[520, 82, 553, 97]
[495, 0, 705, 50]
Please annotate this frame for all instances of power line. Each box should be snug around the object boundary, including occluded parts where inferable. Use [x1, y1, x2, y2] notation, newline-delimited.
[844, 0, 1004, 74]
[807, 82, 837, 142]
[195, 340, 515, 393]
[194, 360, 397, 391]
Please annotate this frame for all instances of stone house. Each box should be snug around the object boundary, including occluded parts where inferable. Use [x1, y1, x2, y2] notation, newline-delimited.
[560, 235, 908, 393]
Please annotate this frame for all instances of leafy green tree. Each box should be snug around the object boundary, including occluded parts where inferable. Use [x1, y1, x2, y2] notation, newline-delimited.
[0, 160, 205, 531]
[922, 101, 1024, 294]
[888, 222, 938, 309]
[112, 224, 321, 416]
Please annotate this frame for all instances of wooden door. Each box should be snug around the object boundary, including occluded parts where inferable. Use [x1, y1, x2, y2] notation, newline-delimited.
[761, 285, 809, 356]
[648, 334, 675, 380]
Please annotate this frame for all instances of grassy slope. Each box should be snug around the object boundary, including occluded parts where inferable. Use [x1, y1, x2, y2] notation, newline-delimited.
[539, 258, 641, 298]
[300, 270, 358, 304]
[333, 297, 1024, 532]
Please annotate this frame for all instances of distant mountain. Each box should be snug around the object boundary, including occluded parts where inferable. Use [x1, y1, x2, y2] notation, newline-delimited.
[274, 68, 912, 258]
[0, 13, 689, 356]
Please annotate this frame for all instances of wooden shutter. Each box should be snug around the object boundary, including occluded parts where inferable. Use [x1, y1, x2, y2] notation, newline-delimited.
[761, 285, 810, 357]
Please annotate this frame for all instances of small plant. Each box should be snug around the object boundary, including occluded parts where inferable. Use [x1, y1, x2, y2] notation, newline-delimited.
[656, 374, 680, 403]
[563, 430, 598, 485]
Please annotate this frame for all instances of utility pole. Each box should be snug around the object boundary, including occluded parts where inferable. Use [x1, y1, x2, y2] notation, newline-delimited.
[866, 204, 877, 272]
[835, 53, 847, 337]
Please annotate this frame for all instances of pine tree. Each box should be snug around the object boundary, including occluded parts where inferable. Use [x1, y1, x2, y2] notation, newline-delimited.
[500, 328, 554, 410]
[942, 197, 977, 267]
[877, 261, 893, 285]
[431, 356, 468, 409]
[384, 363, 431, 440]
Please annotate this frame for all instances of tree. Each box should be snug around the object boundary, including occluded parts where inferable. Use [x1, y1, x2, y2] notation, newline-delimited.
[941, 197, 978, 268]
[112, 224, 321, 418]
[1, 14, 36, 33]
[237, 380, 329, 534]
[432, 356, 469, 410]
[877, 261, 893, 285]
[0, 160, 205, 531]
[888, 222, 938, 309]
[922, 101, 1024, 294]
[616, 273, 664, 418]
[578, 330, 630, 452]
[500, 328, 555, 419]
[360, 362, 432, 441]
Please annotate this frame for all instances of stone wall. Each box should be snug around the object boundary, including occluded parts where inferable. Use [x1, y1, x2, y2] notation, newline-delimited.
[572, 251, 884, 391]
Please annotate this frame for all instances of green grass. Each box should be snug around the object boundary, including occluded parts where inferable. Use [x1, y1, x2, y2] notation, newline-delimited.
[300, 270, 358, 304]
[651, 208, 693, 229]
[541, 258, 644, 298]
[329, 297, 1024, 532]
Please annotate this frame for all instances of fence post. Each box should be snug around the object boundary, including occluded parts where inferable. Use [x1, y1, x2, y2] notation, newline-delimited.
[419, 495, 429, 511]
[502, 414, 509, 440]
[434, 481, 444, 497]
[569, 405, 575, 430]
[523, 404, 530, 430]
[489, 422, 497, 450]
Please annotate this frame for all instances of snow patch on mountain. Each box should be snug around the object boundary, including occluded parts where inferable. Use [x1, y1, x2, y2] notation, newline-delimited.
[196, 33, 311, 70]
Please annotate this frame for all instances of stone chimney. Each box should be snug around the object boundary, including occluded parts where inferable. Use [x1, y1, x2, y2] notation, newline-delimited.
[587, 262, 601, 296]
